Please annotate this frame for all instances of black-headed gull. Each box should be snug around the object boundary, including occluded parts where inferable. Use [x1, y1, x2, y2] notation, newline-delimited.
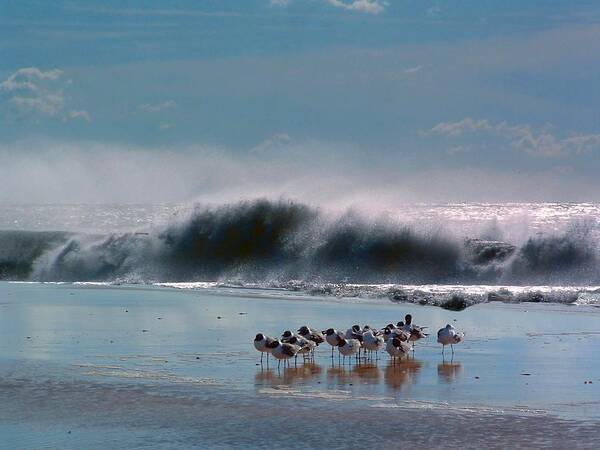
[297, 326, 325, 346]
[268, 339, 300, 369]
[323, 328, 344, 357]
[336, 337, 361, 364]
[254, 333, 277, 364]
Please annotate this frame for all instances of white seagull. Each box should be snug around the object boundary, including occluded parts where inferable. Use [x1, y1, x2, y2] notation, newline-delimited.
[437, 324, 465, 355]
[362, 329, 385, 359]
[336, 337, 361, 364]
[386, 337, 412, 362]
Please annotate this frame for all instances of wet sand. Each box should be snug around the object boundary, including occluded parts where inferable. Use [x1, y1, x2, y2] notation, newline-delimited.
[1, 282, 600, 449]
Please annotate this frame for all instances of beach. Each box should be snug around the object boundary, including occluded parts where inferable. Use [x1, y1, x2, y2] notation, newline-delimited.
[1, 281, 600, 449]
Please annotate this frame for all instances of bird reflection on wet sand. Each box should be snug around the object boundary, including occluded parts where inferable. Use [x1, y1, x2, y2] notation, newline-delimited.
[256, 358, 424, 392]
[326, 362, 382, 387]
[384, 358, 423, 391]
[437, 360, 463, 383]
[255, 363, 322, 387]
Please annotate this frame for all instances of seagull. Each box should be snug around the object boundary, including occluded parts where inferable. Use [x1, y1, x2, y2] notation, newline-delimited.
[383, 326, 410, 343]
[289, 335, 316, 361]
[402, 314, 413, 332]
[345, 325, 363, 340]
[281, 330, 297, 342]
[362, 329, 385, 359]
[254, 333, 277, 364]
[336, 337, 361, 364]
[323, 328, 344, 357]
[297, 326, 325, 347]
[386, 337, 412, 363]
[402, 315, 428, 349]
[382, 327, 395, 342]
[268, 339, 300, 369]
[437, 324, 465, 356]
[409, 326, 428, 344]
[345, 325, 365, 358]
[382, 323, 396, 338]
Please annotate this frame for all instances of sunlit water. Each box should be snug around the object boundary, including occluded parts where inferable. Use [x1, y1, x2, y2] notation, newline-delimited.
[2, 202, 600, 237]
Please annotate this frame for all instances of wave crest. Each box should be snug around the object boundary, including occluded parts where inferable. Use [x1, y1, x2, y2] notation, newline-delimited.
[1, 200, 599, 288]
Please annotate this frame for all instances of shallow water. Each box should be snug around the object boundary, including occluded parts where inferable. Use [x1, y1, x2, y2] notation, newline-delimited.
[1, 282, 600, 449]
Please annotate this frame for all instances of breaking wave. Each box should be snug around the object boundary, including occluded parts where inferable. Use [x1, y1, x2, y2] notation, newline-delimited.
[2, 199, 600, 308]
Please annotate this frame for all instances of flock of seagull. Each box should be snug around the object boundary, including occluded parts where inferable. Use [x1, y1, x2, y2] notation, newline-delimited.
[254, 314, 465, 368]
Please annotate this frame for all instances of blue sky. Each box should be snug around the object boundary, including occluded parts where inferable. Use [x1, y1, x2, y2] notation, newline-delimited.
[1, 1, 600, 204]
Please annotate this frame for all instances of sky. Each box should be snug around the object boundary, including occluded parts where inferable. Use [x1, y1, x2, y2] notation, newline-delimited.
[1, 0, 600, 205]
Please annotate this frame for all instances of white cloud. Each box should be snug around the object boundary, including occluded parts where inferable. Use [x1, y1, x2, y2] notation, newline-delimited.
[426, 5, 442, 17]
[138, 100, 177, 113]
[270, 0, 290, 6]
[68, 110, 92, 122]
[325, 0, 387, 15]
[0, 67, 63, 93]
[445, 145, 471, 156]
[251, 133, 292, 154]
[404, 65, 424, 74]
[427, 118, 600, 157]
[269, 0, 386, 13]
[9, 94, 65, 117]
[1, 67, 89, 122]
[428, 118, 493, 137]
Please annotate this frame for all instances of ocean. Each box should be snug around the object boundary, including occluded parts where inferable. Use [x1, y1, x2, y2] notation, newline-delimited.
[1, 200, 599, 309]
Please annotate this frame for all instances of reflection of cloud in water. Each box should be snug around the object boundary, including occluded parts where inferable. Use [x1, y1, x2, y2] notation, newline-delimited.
[384, 359, 423, 391]
[437, 361, 463, 383]
[255, 363, 322, 387]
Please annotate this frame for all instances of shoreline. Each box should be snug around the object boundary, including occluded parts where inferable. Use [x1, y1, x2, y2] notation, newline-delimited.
[6, 279, 600, 310]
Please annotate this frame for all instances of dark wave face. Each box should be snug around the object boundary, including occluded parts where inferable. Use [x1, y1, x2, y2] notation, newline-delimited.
[0, 199, 598, 285]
